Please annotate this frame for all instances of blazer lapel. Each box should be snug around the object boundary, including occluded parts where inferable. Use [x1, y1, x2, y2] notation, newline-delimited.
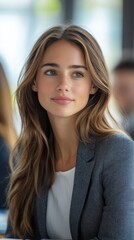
[36, 186, 48, 238]
[70, 141, 96, 240]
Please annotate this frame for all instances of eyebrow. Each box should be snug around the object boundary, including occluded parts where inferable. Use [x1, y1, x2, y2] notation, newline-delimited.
[41, 63, 87, 70]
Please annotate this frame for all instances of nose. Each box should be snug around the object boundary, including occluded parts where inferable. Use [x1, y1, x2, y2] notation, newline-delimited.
[56, 76, 69, 93]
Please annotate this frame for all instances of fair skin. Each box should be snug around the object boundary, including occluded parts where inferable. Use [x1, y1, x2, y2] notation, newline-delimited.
[113, 70, 134, 115]
[33, 40, 97, 171]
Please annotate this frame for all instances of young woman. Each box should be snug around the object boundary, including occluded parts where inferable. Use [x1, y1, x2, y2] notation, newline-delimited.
[6, 25, 134, 240]
[0, 62, 17, 209]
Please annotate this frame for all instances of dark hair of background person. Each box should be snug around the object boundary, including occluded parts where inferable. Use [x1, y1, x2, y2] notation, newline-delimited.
[113, 58, 134, 72]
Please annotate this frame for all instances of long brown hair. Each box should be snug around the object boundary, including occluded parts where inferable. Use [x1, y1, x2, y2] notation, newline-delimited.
[0, 62, 17, 148]
[8, 24, 121, 238]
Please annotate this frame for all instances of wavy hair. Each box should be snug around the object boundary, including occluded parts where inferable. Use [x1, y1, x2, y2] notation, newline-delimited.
[8, 24, 121, 238]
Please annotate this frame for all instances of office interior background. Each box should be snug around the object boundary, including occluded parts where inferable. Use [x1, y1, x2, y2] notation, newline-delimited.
[0, 0, 133, 131]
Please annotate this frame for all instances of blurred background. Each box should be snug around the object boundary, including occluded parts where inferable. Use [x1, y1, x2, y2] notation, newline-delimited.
[0, 0, 134, 131]
[1, 0, 134, 236]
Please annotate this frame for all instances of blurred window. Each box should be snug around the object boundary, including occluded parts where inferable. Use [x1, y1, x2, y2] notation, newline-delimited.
[0, 0, 62, 89]
[73, 0, 122, 70]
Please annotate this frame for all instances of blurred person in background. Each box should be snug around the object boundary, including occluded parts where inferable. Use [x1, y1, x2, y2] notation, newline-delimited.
[112, 58, 134, 139]
[0, 60, 17, 209]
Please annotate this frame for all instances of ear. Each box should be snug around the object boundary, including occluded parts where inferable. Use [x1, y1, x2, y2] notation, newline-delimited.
[32, 81, 37, 92]
[90, 84, 98, 95]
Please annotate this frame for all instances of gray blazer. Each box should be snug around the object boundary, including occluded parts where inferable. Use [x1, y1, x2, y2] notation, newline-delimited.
[7, 133, 134, 240]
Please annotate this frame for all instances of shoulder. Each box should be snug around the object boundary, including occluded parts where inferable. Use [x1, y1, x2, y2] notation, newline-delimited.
[94, 133, 134, 171]
[96, 133, 134, 153]
[89, 134, 134, 191]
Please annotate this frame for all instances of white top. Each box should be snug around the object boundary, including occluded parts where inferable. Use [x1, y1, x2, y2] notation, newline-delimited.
[46, 167, 75, 239]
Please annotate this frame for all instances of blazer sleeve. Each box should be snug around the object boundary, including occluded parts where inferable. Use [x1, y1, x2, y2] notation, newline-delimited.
[90, 134, 134, 240]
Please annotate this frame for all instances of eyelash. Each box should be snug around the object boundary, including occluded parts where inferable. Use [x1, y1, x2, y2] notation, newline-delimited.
[73, 72, 84, 78]
[44, 69, 57, 76]
[44, 69, 84, 78]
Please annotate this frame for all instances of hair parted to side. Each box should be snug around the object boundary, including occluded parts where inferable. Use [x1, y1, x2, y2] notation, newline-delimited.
[8, 24, 121, 238]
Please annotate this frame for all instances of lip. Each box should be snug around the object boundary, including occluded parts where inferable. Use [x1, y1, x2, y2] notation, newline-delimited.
[51, 96, 74, 105]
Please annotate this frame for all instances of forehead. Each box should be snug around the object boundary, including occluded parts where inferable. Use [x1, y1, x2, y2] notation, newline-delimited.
[41, 40, 85, 64]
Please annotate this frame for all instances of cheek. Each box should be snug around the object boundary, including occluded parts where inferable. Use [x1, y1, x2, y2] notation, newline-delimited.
[37, 80, 52, 93]
[76, 84, 90, 98]
[75, 85, 90, 106]
[36, 82, 51, 107]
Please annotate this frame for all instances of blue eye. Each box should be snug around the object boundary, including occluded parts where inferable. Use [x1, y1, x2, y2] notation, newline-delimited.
[73, 72, 84, 78]
[44, 70, 57, 76]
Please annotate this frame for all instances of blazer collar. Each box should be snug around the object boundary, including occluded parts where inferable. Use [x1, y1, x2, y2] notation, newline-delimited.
[70, 140, 96, 240]
[36, 139, 96, 239]
[36, 185, 48, 238]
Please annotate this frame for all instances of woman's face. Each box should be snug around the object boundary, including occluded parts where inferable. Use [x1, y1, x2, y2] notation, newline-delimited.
[34, 40, 97, 119]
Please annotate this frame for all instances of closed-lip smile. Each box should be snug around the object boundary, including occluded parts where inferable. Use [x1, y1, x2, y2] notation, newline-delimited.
[51, 96, 74, 105]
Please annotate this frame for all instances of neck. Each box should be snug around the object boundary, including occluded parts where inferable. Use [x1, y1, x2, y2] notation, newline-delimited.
[48, 115, 79, 171]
